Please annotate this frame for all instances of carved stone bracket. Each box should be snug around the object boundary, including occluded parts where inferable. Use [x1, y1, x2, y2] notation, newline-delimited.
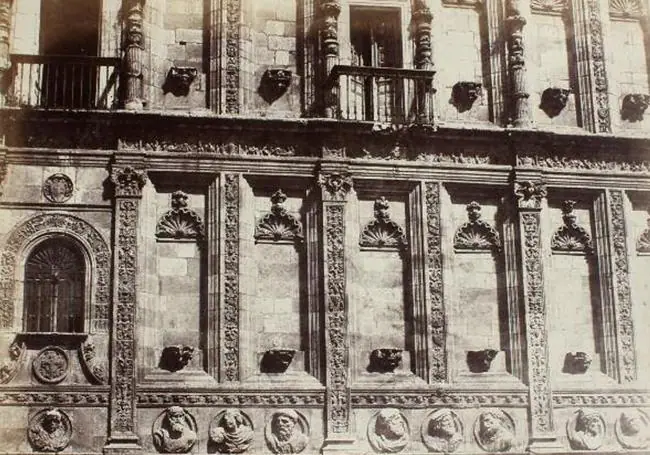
[255, 190, 303, 243]
[156, 191, 205, 241]
[621, 94, 650, 123]
[79, 340, 107, 385]
[451, 82, 482, 113]
[539, 87, 571, 118]
[360, 197, 407, 249]
[0, 341, 26, 384]
[318, 171, 352, 202]
[550, 200, 594, 253]
[110, 165, 147, 198]
[514, 181, 547, 210]
[453, 201, 501, 252]
[163, 67, 198, 97]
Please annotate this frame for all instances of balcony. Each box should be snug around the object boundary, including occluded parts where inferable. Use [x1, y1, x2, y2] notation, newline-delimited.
[326, 65, 436, 125]
[4, 54, 120, 110]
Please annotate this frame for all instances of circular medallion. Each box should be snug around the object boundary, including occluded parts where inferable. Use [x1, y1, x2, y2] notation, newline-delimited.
[616, 409, 650, 449]
[43, 173, 74, 203]
[265, 409, 310, 454]
[367, 408, 410, 453]
[473, 409, 516, 453]
[33, 346, 69, 384]
[28, 408, 72, 452]
[152, 406, 198, 453]
[209, 409, 254, 454]
[421, 409, 463, 453]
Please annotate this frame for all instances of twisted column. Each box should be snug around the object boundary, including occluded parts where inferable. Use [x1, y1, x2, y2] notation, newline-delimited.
[123, 0, 145, 110]
[506, 0, 531, 127]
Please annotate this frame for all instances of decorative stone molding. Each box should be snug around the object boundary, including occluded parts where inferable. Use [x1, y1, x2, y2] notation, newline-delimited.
[110, 165, 147, 198]
[163, 67, 198, 97]
[473, 410, 516, 453]
[32, 346, 69, 384]
[0, 391, 109, 405]
[539, 87, 571, 118]
[0, 341, 26, 384]
[360, 197, 407, 250]
[122, 0, 145, 110]
[505, 0, 531, 127]
[615, 409, 650, 449]
[318, 172, 352, 201]
[421, 409, 463, 453]
[137, 392, 326, 407]
[0, 213, 111, 331]
[517, 153, 650, 173]
[550, 200, 594, 253]
[636, 210, 650, 253]
[209, 409, 254, 454]
[514, 181, 547, 210]
[156, 191, 205, 241]
[553, 393, 650, 407]
[222, 174, 240, 381]
[608, 190, 636, 382]
[159, 345, 195, 373]
[621, 94, 650, 122]
[367, 408, 410, 453]
[351, 392, 528, 407]
[255, 190, 303, 243]
[152, 406, 198, 454]
[265, 409, 309, 454]
[125, 139, 300, 156]
[412, 1, 433, 70]
[28, 408, 73, 452]
[453, 201, 501, 252]
[609, 0, 644, 18]
[451, 82, 482, 113]
[42, 173, 74, 204]
[566, 409, 606, 450]
[531, 0, 568, 12]
[425, 182, 446, 382]
[79, 340, 107, 385]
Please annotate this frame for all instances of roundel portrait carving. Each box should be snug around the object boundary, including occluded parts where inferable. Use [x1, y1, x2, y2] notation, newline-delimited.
[27, 408, 72, 452]
[566, 409, 606, 451]
[367, 408, 410, 453]
[473, 409, 515, 453]
[421, 409, 463, 452]
[43, 173, 74, 203]
[615, 409, 650, 449]
[209, 409, 254, 453]
[264, 409, 309, 454]
[152, 406, 198, 453]
[32, 346, 70, 384]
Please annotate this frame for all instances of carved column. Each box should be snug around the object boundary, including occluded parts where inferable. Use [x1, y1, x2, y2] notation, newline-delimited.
[413, 1, 433, 70]
[320, 0, 341, 118]
[513, 180, 560, 453]
[122, 0, 146, 110]
[106, 164, 147, 453]
[318, 170, 354, 452]
[506, 0, 532, 127]
[0, 0, 12, 107]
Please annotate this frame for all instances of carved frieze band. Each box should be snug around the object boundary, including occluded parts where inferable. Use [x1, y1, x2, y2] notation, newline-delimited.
[109, 166, 146, 440]
[324, 203, 350, 434]
[351, 392, 528, 407]
[0, 213, 111, 331]
[137, 392, 326, 407]
[223, 174, 240, 381]
[608, 190, 636, 382]
[425, 182, 446, 382]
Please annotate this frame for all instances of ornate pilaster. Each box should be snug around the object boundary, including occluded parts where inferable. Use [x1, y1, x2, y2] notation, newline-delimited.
[224, 0, 241, 114]
[122, 0, 146, 110]
[318, 170, 354, 451]
[513, 181, 559, 453]
[320, 0, 341, 118]
[413, 1, 433, 70]
[106, 164, 146, 454]
[0, 0, 12, 83]
[506, 0, 531, 127]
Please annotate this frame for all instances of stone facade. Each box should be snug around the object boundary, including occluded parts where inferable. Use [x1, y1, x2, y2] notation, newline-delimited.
[0, 0, 649, 454]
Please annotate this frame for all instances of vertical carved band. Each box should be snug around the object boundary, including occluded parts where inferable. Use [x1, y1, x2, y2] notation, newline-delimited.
[122, 0, 145, 110]
[608, 190, 636, 382]
[223, 174, 240, 381]
[425, 182, 446, 382]
[0, 0, 12, 73]
[225, 0, 241, 113]
[506, 0, 531, 127]
[413, 1, 433, 70]
[588, 0, 611, 133]
[109, 166, 146, 441]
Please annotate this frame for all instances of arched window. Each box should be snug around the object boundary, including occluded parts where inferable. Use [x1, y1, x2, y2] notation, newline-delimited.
[23, 238, 86, 333]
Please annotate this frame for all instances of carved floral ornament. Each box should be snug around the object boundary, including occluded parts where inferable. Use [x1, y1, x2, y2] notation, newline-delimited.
[360, 197, 407, 249]
[636, 209, 650, 254]
[156, 191, 205, 241]
[550, 200, 594, 254]
[254, 189, 303, 243]
[531, 0, 568, 12]
[32, 346, 69, 384]
[43, 173, 74, 203]
[453, 201, 501, 252]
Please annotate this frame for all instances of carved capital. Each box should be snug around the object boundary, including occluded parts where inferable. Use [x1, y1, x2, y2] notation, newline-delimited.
[514, 181, 547, 210]
[110, 166, 147, 198]
[318, 172, 352, 201]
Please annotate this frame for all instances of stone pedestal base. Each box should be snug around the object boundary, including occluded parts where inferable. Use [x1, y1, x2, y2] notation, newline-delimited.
[527, 436, 564, 454]
[103, 441, 141, 455]
[321, 437, 359, 454]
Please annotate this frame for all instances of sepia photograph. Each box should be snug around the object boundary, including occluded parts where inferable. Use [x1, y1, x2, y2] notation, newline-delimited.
[0, 0, 649, 453]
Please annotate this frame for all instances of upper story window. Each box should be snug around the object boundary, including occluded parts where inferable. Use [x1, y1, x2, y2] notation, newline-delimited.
[350, 7, 403, 69]
[24, 238, 85, 333]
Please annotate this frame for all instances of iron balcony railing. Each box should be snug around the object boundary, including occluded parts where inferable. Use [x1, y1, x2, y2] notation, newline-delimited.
[326, 65, 436, 124]
[5, 54, 120, 109]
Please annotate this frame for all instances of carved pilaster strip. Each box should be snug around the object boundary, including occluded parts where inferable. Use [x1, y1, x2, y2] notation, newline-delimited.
[221, 174, 240, 381]
[206, 178, 220, 378]
[299, 0, 319, 116]
[503, 204, 525, 380]
[608, 190, 636, 382]
[305, 191, 323, 380]
[107, 165, 146, 448]
[487, 0, 507, 124]
[122, 0, 145, 110]
[424, 182, 446, 383]
[224, 0, 241, 114]
[0, 149, 6, 198]
[208, 0, 221, 112]
[506, 0, 532, 127]
[514, 181, 555, 443]
[0, 0, 12, 80]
